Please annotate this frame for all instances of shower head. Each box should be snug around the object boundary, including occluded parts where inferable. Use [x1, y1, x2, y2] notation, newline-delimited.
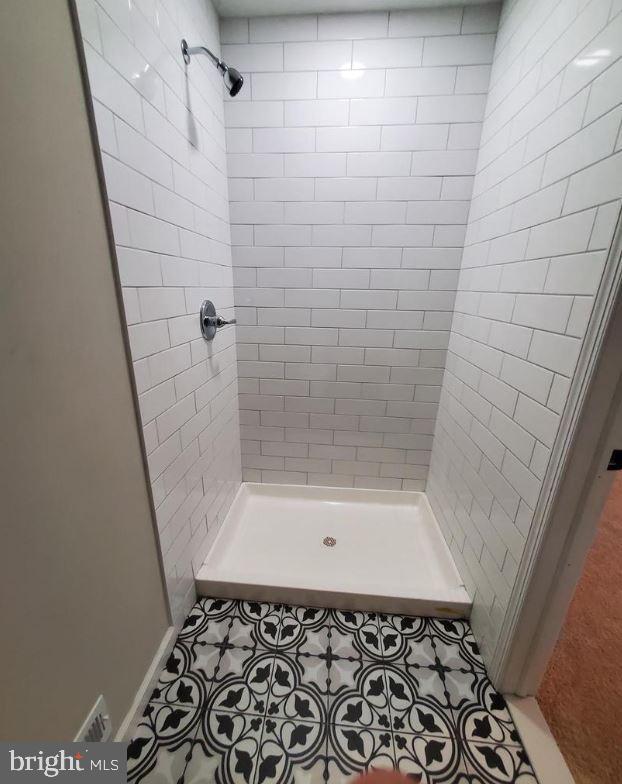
[181, 39, 244, 97]
[224, 66, 244, 97]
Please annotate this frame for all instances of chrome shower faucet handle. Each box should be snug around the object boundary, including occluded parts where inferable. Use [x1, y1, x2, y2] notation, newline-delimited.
[200, 299, 236, 342]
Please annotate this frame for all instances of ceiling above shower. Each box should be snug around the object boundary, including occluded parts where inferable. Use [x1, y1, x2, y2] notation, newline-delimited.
[215, 0, 498, 17]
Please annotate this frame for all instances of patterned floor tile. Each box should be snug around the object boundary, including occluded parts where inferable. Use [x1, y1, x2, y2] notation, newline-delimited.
[328, 724, 395, 777]
[266, 655, 328, 724]
[329, 610, 383, 662]
[394, 731, 467, 783]
[463, 741, 538, 783]
[178, 598, 237, 645]
[189, 710, 264, 784]
[452, 679, 522, 748]
[127, 598, 538, 784]
[277, 605, 331, 656]
[208, 651, 276, 717]
[329, 663, 392, 730]
[127, 702, 201, 783]
[229, 601, 284, 651]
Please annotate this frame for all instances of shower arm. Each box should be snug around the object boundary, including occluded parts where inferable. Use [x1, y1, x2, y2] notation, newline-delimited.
[181, 40, 226, 73]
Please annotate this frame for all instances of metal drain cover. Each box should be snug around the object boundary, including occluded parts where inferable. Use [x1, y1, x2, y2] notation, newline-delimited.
[323, 536, 336, 547]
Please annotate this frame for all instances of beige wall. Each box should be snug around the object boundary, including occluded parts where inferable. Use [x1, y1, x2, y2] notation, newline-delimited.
[0, 0, 170, 740]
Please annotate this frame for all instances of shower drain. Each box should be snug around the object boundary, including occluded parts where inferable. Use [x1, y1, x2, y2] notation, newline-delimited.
[323, 536, 337, 547]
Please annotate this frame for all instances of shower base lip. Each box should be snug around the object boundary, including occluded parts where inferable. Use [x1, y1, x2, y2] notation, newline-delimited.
[195, 482, 471, 619]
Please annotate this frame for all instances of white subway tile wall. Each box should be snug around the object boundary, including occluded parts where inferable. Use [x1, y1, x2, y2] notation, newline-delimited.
[223, 6, 500, 489]
[426, 0, 622, 661]
[77, 0, 242, 625]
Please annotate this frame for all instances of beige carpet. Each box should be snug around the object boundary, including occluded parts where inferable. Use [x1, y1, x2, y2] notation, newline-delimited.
[537, 474, 622, 784]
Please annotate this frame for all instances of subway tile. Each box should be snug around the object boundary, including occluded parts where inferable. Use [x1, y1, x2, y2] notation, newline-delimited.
[337, 399, 388, 415]
[407, 200, 469, 224]
[461, 4, 500, 34]
[285, 40, 352, 71]
[284, 99, 349, 126]
[349, 97, 418, 125]
[116, 247, 162, 287]
[544, 251, 606, 295]
[318, 12, 388, 40]
[315, 177, 377, 201]
[253, 71, 317, 100]
[127, 210, 180, 255]
[340, 289, 398, 308]
[220, 17, 249, 44]
[312, 309, 366, 328]
[83, 44, 144, 131]
[456, 65, 492, 98]
[249, 14, 316, 41]
[381, 125, 449, 151]
[253, 127, 316, 153]
[342, 247, 403, 268]
[255, 225, 312, 246]
[138, 287, 186, 321]
[377, 177, 441, 201]
[589, 203, 620, 251]
[227, 153, 284, 178]
[284, 153, 346, 177]
[115, 119, 173, 187]
[514, 396, 559, 449]
[284, 247, 342, 268]
[584, 57, 622, 125]
[345, 201, 406, 224]
[318, 69, 386, 99]
[372, 225, 434, 247]
[527, 331, 581, 377]
[488, 321, 531, 359]
[512, 294, 573, 333]
[417, 95, 487, 123]
[563, 151, 622, 214]
[226, 128, 252, 153]
[285, 327, 338, 345]
[447, 124, 483, 149]
[500, 354, 553, 406]
[422, 34, 496, 66]
[542, 107, 622, 186]
[253, 177, 315, 203]
[354, 38, 423, 69]
[225, 101, 284, 127]
[339, 329, 393, 347]
[385, 66, 456, 97]
[411, 149, 479, 176]
[222, 43, 283, 72]
[285, 428, 333, 444]
[388, 8, 463, 38]
[338, 364, 390, 383]
[317, 126, 381, 152]
[312, 225, 372, 246]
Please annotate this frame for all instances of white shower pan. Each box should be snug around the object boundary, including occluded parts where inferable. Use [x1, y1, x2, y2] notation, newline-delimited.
[195, 483, 471, 618]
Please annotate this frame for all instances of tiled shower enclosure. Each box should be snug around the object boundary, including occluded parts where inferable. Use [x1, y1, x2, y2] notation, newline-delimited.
[77, 0, 622, 671]
[225, 7, 499, 490]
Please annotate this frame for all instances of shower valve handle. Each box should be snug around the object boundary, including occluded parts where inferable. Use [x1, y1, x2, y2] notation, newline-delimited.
[205, 315, 236, 328]
[200, 299, 236, 342]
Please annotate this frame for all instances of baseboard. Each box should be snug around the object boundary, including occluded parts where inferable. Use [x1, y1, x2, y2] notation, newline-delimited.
[506, 695, 575, 784]
[115, 625, 177, 742]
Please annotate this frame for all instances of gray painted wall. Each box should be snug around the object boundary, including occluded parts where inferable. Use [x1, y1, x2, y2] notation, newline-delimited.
[0, 0, 170, 740]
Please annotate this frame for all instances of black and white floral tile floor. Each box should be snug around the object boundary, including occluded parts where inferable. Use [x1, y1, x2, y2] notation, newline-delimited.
[127, 598, 537, 784]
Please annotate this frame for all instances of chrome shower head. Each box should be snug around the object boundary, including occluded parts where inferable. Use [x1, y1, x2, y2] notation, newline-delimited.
[223, 66, 244, 97]
[181, 39, 245, 97]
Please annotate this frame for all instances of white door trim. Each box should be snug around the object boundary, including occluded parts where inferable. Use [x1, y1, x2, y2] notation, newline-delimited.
[505, 696, 575, 784]
[489, 205, 622, 695]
